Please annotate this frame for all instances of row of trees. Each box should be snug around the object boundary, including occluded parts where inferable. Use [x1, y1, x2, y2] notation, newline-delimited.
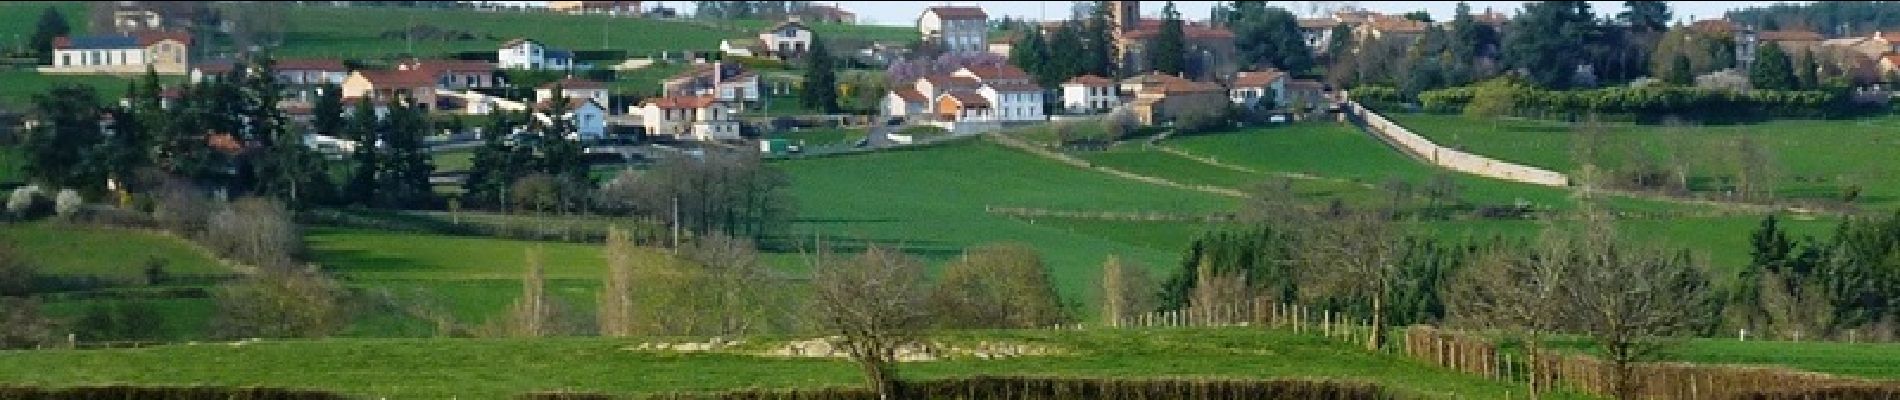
[1004, 4, 1118, 87]
[1418, 76, 1850, 121]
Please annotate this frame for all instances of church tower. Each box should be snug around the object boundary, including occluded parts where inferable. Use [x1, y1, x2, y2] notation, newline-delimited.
[1106, 1, 1139, 37]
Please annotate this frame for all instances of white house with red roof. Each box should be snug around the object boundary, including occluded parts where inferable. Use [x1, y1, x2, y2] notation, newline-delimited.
[636, 95, 740, 141]
[1060, 75, 1118, 114]
[43, 32, 191, 75]
[536, 77, 612, 112]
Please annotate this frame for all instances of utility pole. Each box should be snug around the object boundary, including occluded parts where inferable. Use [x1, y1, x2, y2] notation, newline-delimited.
[671, 194, 681, 253]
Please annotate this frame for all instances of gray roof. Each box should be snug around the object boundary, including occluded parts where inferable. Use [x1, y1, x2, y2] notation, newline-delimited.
[67, 35, 141, 50]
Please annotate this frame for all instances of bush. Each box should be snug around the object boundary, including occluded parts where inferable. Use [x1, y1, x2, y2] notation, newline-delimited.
[53, 189, 81, 219]
[0, 242, 34, 297]
[642, 376, 1393, 400]
[211, 271, 347, 339]
[6, 185, 46, 219]
[152, 177, 213, 235]
[205, 197, 301, 269]
[0, 297, 58, 349]
[1413, 82, 1851, 122]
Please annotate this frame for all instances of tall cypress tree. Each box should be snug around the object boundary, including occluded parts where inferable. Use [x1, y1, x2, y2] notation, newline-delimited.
[1010, 27, 1054, 86]
[343, 98, 380, 205]
[1047, 23, 1086, 81]
[537, 87, 586, 182]
[464, 112, 519, 209]
[1147, 2, 1188, 76]
[800, 37, 839, 113]
[29, 7, 69, 64]
[1084, 4, 1118, 77]
[376, 97, 434, 208]
[1749, 41, 1796, 90]
[313, 83, 345, 137]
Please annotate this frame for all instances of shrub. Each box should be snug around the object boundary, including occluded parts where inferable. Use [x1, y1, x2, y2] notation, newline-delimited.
[0, 386, 350, 399]
[53, 189, 82, 219]
[0, 242, 34, 297]
[641, 376, 1393, 400]
[205, 197, 301, 270]
[211, 271, 347, 339]
[0, 297, 58, 349]
[6, 185, 46, 219]
[152, 177, 213, 235]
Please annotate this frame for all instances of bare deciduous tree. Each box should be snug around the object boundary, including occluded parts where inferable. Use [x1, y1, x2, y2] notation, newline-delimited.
[1299, 209, 1402, 350]
[211, 270, 347, 339]
[0, 297, 58, 349]
[509, 247, 551, 337]
[809, 245, 931, 400]
[1100, 255, 1157, 327]
[1734, 135, 1780, 203]
[1445, 231, 1572, 398]
[1561, 212, 1716, 400]
[597, 227, 637, 337]
[205, 197, 301, 270]
[927, 243, 1067, 329]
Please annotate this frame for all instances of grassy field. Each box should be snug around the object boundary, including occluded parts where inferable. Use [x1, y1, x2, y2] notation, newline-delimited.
[1658, 339, 1900, 379]
[0, 69, 183, 109]
[724, 19, 917, 43]
[769, 127, 866, 148]
[777, 138, 1237, 304]
[0, 328, 1567, 399]
[0, 223, 231, 280]
[1386, 112, 1900, 208]
[0, 2, 88, 49]
[271, 5, 741, 59]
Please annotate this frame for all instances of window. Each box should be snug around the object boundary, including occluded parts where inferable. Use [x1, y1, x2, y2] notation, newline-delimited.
[61, 54, 70, 66]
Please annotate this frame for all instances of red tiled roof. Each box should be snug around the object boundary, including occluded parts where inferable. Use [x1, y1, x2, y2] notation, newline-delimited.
[357, 69, 437, 87]
[1156, 81, 1223, 94]
[136, 32, 192, 46]
[1122, 72, 1193, 86]
[1368, 17, 1429, 34]
[540, 77, 607, 90]
[959, 65, 1030, 81]
[207, 133, 245, 156]
[275, 59, 348, 72]
[1298, 18, 1338, 29]
[984, 81, 1041, 92]
[1232, 69, 1286, 87]
[501, 38, 537, 48]
[1878, 32, 1900, 44]
[892, 88, 927, 102]
[1065, 75, 1113, 86]
[644, 95, 717, 109]
[923, 74, 980, 88]
[1758, 30, 1823, 42]
[925, 6, 987, 20]
[1287, 79, 1327, 90]
[194, 61, 236, 74]
[1692, 19, 1736, 35]
[535, 97, 599, 111]
[940, 90, 990, 107]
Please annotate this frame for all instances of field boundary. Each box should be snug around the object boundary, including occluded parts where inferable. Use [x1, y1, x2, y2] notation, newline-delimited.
[984, 133, 1247, 198]
[1344, 100, 1572, 187]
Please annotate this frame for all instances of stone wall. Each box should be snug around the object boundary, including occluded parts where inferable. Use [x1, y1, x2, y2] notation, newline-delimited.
[1346, 101, 1570, 187]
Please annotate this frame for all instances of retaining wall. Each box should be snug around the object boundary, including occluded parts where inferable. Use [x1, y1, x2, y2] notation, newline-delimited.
[1347, 101, 1571, 187]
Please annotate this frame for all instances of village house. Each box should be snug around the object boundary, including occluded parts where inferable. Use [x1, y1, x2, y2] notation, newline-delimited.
[1229, 69, 1288, 110]
[636, 95, 740, 141]
[498, 38, 575, 71]
[548, 1, 642, 16]
[885, 74, 976, 119]
[42, 32, 191, 75]
[720, 38, 761, 58]
[804, 4, 856, 24]
[952, 65, 1043, 122]
[533, 98, 609, 140]
[536, 77, 612, 113]
[398, 59, 501, 90]
[1736, 28, 1824, 71]
[919, 6, 989, 53]
[1282, 79, 1331, 116]
[1060, 75, 1118, 115]
[662, 63, 760, 109]
[1123, 73, 1225, 126]
[758, 19, 814, 59]
[1353, 16, 1430, 44]
[342, 69, 440, 109]
[108, 2, 202, 34]
[934, 91, 992, 122]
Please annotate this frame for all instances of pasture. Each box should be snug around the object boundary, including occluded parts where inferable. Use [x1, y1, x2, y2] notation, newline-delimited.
[0, 328, 1567, 399]
[1386, 112, 1900, 208]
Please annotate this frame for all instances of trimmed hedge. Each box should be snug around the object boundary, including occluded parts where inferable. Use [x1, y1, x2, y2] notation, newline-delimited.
[638, 376, 1395, 400]
[0, 386, 349, 399]
[1733, 384, 1900, 400]
[1416, 84, 1855, 121]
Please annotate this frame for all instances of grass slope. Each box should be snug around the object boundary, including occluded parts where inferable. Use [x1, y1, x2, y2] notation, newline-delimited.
[777, 138, 1236, 303]
[0, 223, 230, 279]
[0, 328, 1564, 399]
[1388, 112, 1900, 208]
[0, 2, 88, 49]
[0, 70, 183, 109]
[273, 6, 738, 59]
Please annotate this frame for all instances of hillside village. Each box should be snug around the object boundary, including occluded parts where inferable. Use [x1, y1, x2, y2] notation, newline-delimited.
[8, 1, 1900, 399]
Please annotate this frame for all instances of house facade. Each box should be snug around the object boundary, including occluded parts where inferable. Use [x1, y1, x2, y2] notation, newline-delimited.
[398, 59, 501, 90]
[759, 20, 813, 59]
[662, 63, 760, 108]
[498, 38, 574, 71]
[637, 95, 740, 141]
[342, 69, 439, 109]
[536, 77, 612, 113]
[1129, 80, 1226, 126]
[1061, 75, 1118, 114]
[548, 1, 642, 15]
[43, 32, 191, 75]
[1229, 69, 1288, 110]
[919, 7, 988, 53]
[534, 98, 609, 140]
